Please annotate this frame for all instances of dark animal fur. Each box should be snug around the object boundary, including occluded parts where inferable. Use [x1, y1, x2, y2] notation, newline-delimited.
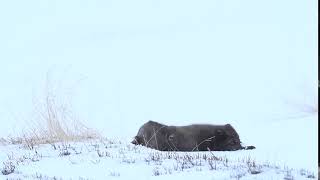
[132, 120, 255, 151]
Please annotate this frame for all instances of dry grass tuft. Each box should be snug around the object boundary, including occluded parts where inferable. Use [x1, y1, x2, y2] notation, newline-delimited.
[6, 74, 100, 147]
[34, 92, 99, 142]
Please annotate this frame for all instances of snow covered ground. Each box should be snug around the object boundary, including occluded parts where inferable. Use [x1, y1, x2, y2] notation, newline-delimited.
[0, 114, 317, 180]
[0, 0, 317, 179]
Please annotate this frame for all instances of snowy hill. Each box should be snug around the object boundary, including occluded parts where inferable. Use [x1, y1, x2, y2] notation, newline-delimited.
[0, 131, 317, 180]
[0, 114, 318, 179]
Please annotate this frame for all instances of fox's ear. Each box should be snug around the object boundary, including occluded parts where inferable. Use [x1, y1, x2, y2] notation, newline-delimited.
[131, 136, 142, 145]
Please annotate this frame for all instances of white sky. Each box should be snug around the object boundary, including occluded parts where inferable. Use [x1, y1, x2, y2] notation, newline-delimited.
[0, 0, 318, 138]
